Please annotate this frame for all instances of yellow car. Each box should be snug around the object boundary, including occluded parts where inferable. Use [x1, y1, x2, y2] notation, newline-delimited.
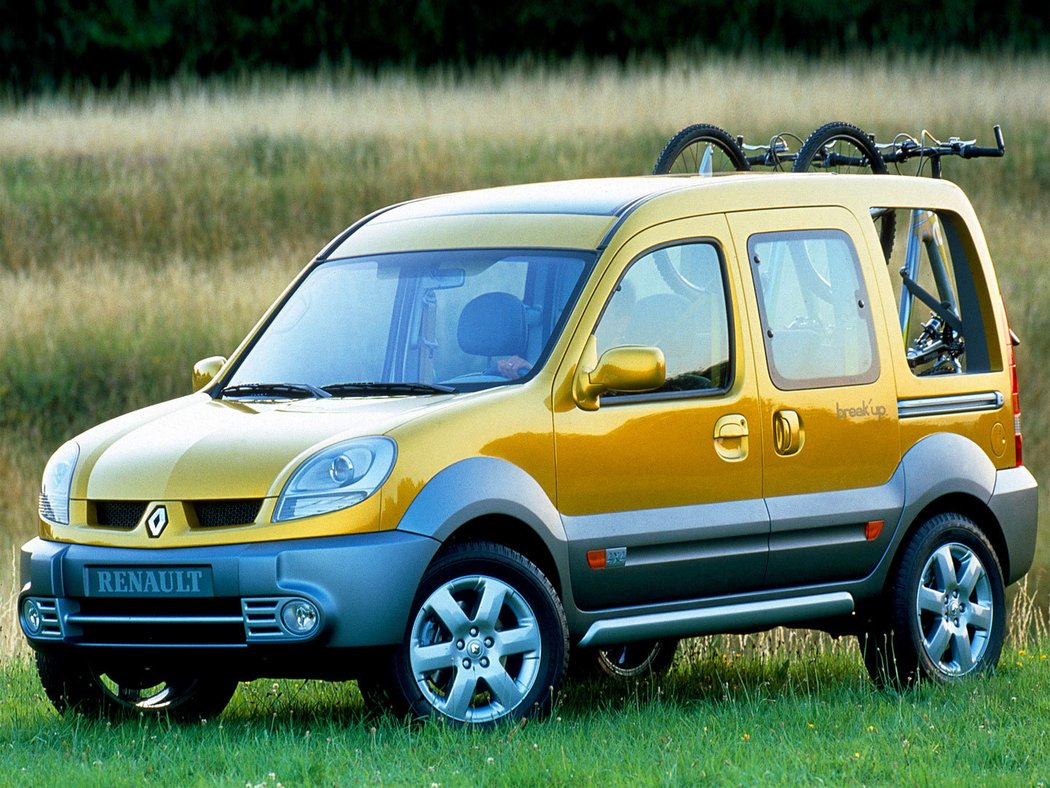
[20, 174, 1038, 726]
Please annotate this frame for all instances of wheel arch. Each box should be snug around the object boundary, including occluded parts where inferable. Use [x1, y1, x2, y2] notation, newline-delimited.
[441, 514, 565, 600]
[886, 492, 1008, 592]
[394, 457, 573, 608]
[860, 433, 1006, 605]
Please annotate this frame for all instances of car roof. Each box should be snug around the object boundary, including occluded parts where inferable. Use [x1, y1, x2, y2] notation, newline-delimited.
[323, 174, 970, 259]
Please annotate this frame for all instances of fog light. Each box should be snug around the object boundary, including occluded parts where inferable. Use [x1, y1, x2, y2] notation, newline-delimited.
[22, 599, 43, 635]
[280, 600, 319, 636]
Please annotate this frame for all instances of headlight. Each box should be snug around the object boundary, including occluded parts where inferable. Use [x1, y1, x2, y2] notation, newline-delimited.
[274, 437, 396, 522]
[39, 441, 79, 525]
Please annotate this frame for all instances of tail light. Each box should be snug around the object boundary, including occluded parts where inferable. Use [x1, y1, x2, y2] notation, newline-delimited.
[1008, 325, 1022, 467]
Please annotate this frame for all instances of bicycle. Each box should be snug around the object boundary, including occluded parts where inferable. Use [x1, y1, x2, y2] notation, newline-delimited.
[652, 120, 1007, 376]
[654, 121, 894, 252]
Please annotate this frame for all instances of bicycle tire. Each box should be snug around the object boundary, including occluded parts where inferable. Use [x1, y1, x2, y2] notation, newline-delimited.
[792, 122, 895, 259]
[653, 124, 750, 175]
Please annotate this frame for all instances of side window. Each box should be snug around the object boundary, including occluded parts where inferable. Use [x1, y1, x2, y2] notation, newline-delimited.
[595, 241, 732, 395]
[749, 230, 878, 390]
[880, 209, 992, 376]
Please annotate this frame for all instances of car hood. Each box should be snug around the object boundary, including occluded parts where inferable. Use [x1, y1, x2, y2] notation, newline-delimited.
[76, 393, 454, 500]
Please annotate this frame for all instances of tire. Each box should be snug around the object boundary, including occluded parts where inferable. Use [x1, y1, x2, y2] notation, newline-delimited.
[653, 124, 750, 175]
[388, 541, 568, 726]
[858, 512, 1005, 688]
[571, 639, 679, 682]
[36, 652, 237, 721]
[792, 121, 896, 260]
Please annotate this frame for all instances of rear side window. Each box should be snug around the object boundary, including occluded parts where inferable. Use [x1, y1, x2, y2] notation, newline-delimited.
[594, 240, 732, 396]
[749, 230, 879, 390]
[879, 208, 993, 376]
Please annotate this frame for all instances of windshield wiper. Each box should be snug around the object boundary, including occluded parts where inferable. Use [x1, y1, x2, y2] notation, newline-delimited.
[221, 382, 332, 399]
[322, 381, 455, 396]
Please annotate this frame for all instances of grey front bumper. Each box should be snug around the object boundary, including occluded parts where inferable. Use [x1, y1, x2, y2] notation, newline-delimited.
[19, 530, 440, 651]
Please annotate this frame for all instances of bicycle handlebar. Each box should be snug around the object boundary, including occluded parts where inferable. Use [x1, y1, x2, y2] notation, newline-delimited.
[883, 125, 1005, 163]
[961, 125, 1005, 158]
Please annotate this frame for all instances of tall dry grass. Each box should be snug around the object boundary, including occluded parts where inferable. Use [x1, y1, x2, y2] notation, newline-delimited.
[1, 54, 1048, 659]
[1, 54, 1047, 156]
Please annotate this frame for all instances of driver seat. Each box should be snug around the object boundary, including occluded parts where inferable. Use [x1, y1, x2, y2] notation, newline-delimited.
[457, 292, 527, 359]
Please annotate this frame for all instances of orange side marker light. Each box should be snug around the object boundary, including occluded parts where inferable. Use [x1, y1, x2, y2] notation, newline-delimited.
[865, 520, 884, 541]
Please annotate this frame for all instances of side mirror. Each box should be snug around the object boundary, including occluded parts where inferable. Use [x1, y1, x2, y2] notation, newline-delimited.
[192, 356, 227, 392]
[573, 336, 665, 411]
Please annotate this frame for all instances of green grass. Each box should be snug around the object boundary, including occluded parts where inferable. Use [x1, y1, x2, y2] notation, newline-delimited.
[2, 639, 1048, 785]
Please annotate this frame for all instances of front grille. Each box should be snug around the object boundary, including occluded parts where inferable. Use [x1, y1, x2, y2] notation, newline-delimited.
[93, 501, 149, 529]
[71, 598, 246, 645]
[193, 499, 263, 528]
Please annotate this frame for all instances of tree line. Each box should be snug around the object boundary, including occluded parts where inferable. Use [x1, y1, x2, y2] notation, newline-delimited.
[4, 0, 1048, 95]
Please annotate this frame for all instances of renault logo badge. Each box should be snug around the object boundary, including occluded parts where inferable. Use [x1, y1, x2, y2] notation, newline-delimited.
[146, 505, 169, 538]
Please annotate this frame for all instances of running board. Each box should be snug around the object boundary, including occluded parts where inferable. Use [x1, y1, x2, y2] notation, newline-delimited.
[577, 592, 855, 648]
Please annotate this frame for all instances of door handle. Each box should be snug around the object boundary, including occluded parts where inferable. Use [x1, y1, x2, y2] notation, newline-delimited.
[713, 414, 749, 462]
[773, 409, 804, 456]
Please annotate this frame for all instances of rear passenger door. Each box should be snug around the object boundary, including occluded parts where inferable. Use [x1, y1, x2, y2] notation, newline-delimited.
[728, 208, 903, 588]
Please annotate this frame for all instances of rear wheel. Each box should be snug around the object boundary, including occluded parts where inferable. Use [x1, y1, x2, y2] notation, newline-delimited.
[389, 542, 568, 726]
[36, 652, 237, 720]
[653, 124, 750, 175]
[792, 121, 896, 259]
[859, 513, 1005, 688]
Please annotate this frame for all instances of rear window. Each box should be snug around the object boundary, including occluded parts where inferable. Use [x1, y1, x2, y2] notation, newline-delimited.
[878, 208, 994, 376]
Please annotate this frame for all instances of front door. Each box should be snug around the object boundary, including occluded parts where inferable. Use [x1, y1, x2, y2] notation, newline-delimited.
[554, 216, 768, 610]
[728, 208, 903, 588]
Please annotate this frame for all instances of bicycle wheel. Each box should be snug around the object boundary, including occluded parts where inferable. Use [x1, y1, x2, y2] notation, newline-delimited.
[653, 124, 750, 175]
[792, 122, 895, 258]
[792, 122, 887, 175]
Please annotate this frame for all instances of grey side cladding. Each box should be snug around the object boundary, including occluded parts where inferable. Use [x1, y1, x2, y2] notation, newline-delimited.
[393, 456, 574, 607]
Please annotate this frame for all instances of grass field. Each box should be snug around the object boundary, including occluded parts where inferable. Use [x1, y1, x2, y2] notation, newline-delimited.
[1, 55, 1049, 775]
[1, 632, 1048, 784]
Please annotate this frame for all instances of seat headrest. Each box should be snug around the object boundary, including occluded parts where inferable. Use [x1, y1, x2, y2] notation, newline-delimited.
[458, 292, 527, 357]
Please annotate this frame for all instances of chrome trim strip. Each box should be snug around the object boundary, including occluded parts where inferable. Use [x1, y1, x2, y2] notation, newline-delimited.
[67, 614, 243, 625]
[577, 592, 854, 647]
[897, 391, 1003, 419]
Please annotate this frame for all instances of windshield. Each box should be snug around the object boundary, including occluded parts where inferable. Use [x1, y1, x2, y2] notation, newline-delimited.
[223, 249, 592, 396]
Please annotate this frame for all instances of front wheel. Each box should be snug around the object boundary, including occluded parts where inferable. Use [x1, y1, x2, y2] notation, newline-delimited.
[389, 541, 568, 726]
[859, 512, 1005, 688]
[36, 652, 237, 720]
